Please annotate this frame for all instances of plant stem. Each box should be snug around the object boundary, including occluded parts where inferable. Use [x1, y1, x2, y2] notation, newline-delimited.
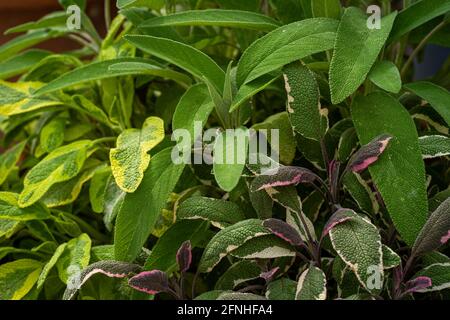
[401, 20, 448, 78]
[104, 0, 111, 30]
[67, 34, 99, 53]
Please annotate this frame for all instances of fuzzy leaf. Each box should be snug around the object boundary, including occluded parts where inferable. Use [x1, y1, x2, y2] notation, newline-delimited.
[236, 18, 339, 86]
[347, 134, 392, 173]
[0, 192, 50, 221]
[213, 128, 249, 192]
[250, 166, 317, 192]
[368, 60, 402, 93]
[266, 278, 297, 300]
[110, 117, 164, 193]
[263, 218, 303, 246]
[0, 141, 26, 186]
[283, 62, 325, 141]
[37, 243, 67, 289]
[215, 261, 261, 290]
[128, 270, 169, 295]
[176, 241, 192, 273]
[404, 276, 433, 294]
[322, 208, 355, 236]
[56, 233, 91, 284]
[40, 116, 66, 153]
[329, 8, 397, 104]
[412, 263, 450, 293]
[419, 135, 450, 159]
[230, 234, 296, 260]
[382, 245, 401, 269]
[351, 92, 428, 245]
[115, 148, 185, 262]
[198, 219, 270, 273]
[412, 198, 450, 257]
[140, 9, 280, 31]
[0, 50, 51, 80]
[311, 0, 341, 19]
[329, 210, 383, 292]
[404, 82, 450, 127]
[0, 259, 43, 300]
[0, 81, 62, 116]
[18, 140, 92, 207]
[177, 197, 245, 229]
[295, 266, 327, 300]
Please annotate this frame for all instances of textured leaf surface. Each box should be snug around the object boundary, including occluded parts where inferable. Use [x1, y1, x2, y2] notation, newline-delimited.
[382, 245, 401, 269]
[0, 259, 43, 300]
[236, 18, 338, 86]
[56, 233, 91, 284]
[110, 117, 164, 193]
[0, 141, 26, 186]
[215, 260, 261, 290]
[199, 219, 269, 273]
[0, 50, 51, 80]
[229, 234, 295, 260]
[266, 278, 297, 300]
[419, 135, 450, 159]
[141, 9, 280, 31]
[412, 198, 450, 257]
[368, 60, 402, 93]
[0, 192, 50, 221]
[329, 210, 383, 292]
[19, 140, 92, 207]
[114, 148, 185, 262]
[351, 92, 428, 245]
[63, 260, 142, 300]
[412, 263, 450, 293]
[283, 63, 324, 141]
[40, 116, 66, 153]
[295, 266, 327, 300]
[37, 243, 67, 289]
[177, 197, 245, 229]
[404, 82, 450, 127]
[0, 81, 61, 116]
[329, 8, 397, 104]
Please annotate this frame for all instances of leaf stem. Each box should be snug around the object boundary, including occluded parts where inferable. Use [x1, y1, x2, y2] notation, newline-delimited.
[104, 0, 111, 30]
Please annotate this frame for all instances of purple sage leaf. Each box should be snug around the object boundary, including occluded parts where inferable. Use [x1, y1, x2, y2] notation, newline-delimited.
[322, 208, 356, 236]
[176, 240, 192, 273]
[128, 270, 170, 295]
[260, 267, 280, 282]
[250, 166, 318, 192]
[348, 134, 392, 173]
[63, 261, 142, 300]
[263, 218, 303, 246]
[404, 276, 432, 294]
[412, 197, 450, 256]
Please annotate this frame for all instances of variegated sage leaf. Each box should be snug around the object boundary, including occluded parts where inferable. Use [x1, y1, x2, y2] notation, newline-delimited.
[411, 263, 450, 293]
[329, 210, 383, 292]
[56, 233, 91, 284]
[0, 259, 43, 300]
[419, 135, 450, 159]
[412, 198, 450, 257]
[0, 80, 61, 116]
[250, 166, 317, 192]
[176, 241, 192, 273]
[63, 260, 142, 300]
[177, 196, 245, 229]
[266, 278, 297, 300]
[18, 140, 93, 207]
[0, 192, 50, 221]
[215, 261, 261, 290]
[110, 116, 164, 193]
[128, 270, 170, 295]
[283, 62, 325, 141]
[295, 266, 327, 300]
[198, 219, 270, 273]
[347, 134, 392, 173]
[382, 245, 401, 270]
[0, 141, 26, 186]
[230, 234, 296, 260]
[263, 218, 303, 246]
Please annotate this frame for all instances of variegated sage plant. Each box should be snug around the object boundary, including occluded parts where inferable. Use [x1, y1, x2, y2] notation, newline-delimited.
[0, 0, 449, 300]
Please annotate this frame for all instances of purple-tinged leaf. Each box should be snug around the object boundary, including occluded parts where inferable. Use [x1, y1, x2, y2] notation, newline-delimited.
[128, 270, 169, 295]
[176, 240, 192, 273]
[322, 208, 355, 236]
[260, 267, 280, 282]
[348, 134, 392, 173]
[263, 218, 303, 246]
[404, 276, 432, 294]
[250, 166, 318, 192]
[412, 197, 450, 257]
[63, 261, 142, 300]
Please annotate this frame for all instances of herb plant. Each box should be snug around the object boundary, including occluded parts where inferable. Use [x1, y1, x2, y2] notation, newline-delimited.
[0, 0, 449, 300]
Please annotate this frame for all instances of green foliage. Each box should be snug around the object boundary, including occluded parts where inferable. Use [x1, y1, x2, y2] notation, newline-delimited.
[0, 0, 449, 301]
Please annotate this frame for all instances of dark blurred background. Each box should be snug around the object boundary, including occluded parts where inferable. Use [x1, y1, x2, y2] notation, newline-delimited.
[0, 0, 111, 50]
